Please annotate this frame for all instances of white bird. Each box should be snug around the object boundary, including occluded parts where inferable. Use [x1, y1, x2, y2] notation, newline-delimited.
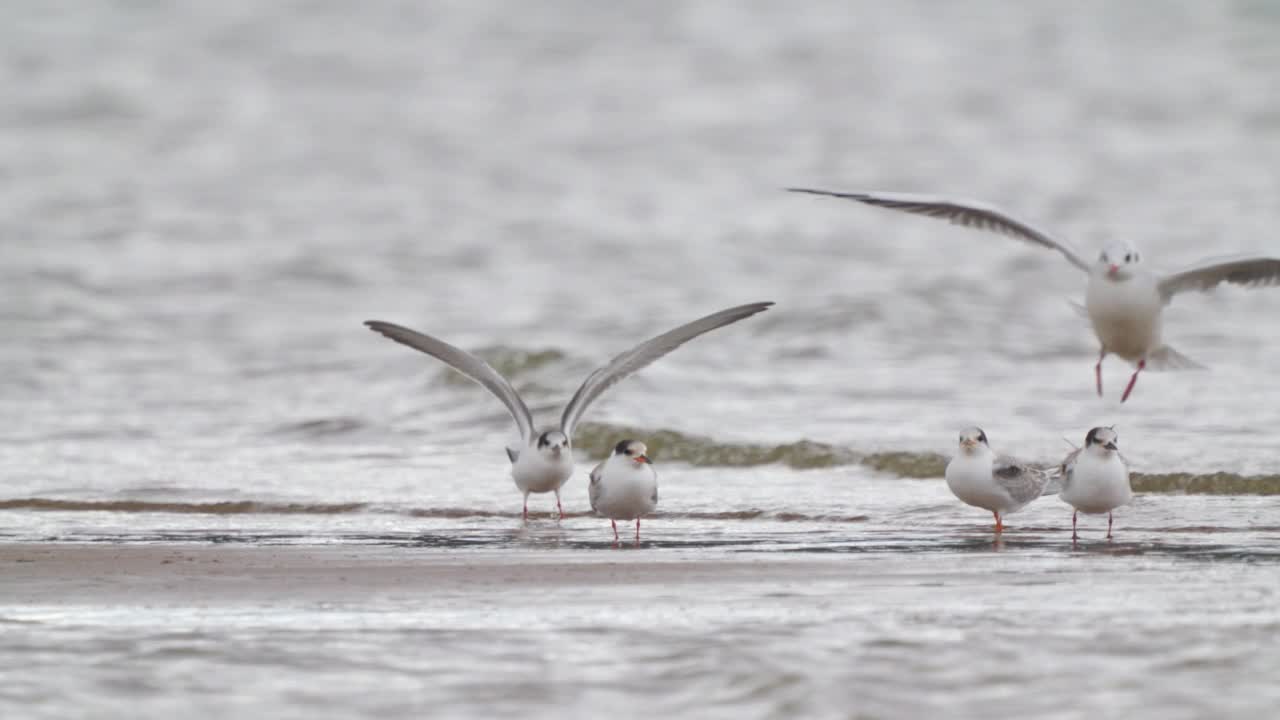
[944, 427, 1059, 533]
[364, 302, 772, 520]
[789, 187, 1280, 402]
[589, 439, 658, 543]
[1058, 426, 1132, 540]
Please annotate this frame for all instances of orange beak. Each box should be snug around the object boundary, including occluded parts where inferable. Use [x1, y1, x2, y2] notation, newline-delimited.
[634, 455, 651, 464]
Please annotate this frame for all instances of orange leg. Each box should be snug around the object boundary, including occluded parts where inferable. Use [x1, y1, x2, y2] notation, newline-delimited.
[993, 511, 1004, 534]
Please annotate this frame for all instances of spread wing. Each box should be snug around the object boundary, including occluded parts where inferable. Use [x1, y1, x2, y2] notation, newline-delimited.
[787, 188, 1091, 272]
[992, 455, 1055, 505]
[559, 302, 773, 438]
[1158, 255, 1280, 301]
[365, 321, 535, 445]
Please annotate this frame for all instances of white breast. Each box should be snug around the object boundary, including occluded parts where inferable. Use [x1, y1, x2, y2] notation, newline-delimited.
[590, 455, 658, 520]
[945, 452, 1014, 512]
[1085, 273, 1164, 361]
[511, 447, 574, 494]
[1060, 452, 1132, 514]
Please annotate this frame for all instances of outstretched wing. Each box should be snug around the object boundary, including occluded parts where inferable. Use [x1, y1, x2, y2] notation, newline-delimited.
[1158, 255, 1280, 301]
[365, 320, 536, 444]
[559, 302, 773, 438]
[787, 188, 1091, 272]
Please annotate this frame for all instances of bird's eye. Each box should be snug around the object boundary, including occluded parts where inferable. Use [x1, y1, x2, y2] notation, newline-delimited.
[1099, 254, 1108, 263]
[1124, 253, 1132, 263]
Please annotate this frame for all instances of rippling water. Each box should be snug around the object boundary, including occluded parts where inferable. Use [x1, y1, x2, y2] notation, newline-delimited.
[4, 1, 1280, 718]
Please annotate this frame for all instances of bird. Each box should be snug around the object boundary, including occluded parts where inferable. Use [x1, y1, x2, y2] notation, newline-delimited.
[788, 187, 1280, 402]
[364, 302, 772, 520]
[1058, 426, 1132, 540]
[944, 427, 1059, 533]
[589, 439, 658, 543]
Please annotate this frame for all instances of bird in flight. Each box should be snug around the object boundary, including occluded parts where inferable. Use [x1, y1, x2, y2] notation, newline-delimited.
[789, 187, 1280, 402]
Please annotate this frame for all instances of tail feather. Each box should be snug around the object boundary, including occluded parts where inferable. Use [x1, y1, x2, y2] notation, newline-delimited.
[505, 447, 519, 463]
[1146, 345, 1206, 371]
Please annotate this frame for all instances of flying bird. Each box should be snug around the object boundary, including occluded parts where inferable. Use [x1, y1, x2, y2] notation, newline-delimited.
[789, 187, 1280, 402]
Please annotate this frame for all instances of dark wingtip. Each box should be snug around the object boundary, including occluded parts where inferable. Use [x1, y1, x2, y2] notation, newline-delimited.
[785, 187, 866, 201]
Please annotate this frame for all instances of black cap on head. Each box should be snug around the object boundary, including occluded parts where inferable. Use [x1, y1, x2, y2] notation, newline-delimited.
[614, 439, 636, 455]
[538, 431, 568, 449]
[1085, 426, 1119, 450]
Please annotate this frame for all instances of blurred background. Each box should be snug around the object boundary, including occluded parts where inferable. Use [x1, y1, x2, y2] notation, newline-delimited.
[5, 2, 1280, 719]
[6, 0, 1280, 501]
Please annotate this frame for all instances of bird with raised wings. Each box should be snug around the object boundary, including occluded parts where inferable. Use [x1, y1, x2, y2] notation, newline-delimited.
[365, 302, 772, 519]
[789, 187, 1280, 402]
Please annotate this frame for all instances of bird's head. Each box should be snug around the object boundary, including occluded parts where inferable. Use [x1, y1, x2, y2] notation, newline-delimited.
[958, 427, 989, 456]
[537, 431, 570, 457]
[1097, 242, 1142, 281]
[1084, 426, 1119, 455]
[613, 439, 651, 465]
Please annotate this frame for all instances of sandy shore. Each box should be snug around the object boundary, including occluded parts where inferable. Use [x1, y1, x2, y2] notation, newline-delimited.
[0, 543, 854, 606]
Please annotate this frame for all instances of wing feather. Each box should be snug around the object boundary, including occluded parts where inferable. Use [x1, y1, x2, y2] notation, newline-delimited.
[365, 321, 536, 444]
[559, 302, 773, 438]
[788, 188, 1091, 272]
[1158, 255, 1280, 301]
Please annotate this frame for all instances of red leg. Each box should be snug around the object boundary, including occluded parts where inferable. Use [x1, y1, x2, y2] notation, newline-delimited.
[1095, 350, 1106, 397]
[522, 495, 529, 522]
[993, 511, 1003, 534]
[635, 518, 641, 542]
[1107, 512, 1114, 539]
[1072, 510, 1079, 541]
[555, 490, 564, 521]
[1121, 359, 1146, 403]
[611, 519, 618, 542]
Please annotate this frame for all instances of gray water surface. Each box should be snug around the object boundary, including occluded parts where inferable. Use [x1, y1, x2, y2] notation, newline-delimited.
[4, 1, 1280, 718]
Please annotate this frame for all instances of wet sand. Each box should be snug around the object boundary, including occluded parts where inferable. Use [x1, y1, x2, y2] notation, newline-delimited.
[4, 537, 1280, 719]
[0, 543, 856, 605]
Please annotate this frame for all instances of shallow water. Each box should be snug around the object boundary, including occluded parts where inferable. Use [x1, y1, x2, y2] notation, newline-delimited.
[4, 0, 1280, 718]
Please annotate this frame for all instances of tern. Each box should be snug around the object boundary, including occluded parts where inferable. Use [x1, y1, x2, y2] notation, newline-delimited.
[364, 302, 772, 519]
[945, 427, 1059, 533]
[1058, 427, 1132, 540]
[789, 187, 1280, 401]
[589, 439, 658, 543]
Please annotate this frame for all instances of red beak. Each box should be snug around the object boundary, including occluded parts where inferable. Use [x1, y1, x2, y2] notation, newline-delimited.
[634, 455, 651, 464]
[1108, 264, 1119, 275]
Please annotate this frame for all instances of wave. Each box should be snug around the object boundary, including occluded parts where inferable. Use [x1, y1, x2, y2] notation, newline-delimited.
[574, 423, 1280, 494]
[572, 422, 860, 469]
